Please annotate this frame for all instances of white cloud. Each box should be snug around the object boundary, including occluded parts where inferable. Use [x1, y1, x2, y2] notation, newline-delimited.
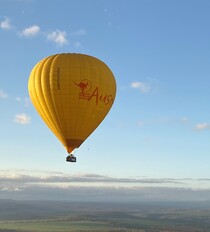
[0, 17, 11, 30]
[131, 81, 150, 93]
[21, 25, 40, 37]
[0, 89, 8, 98]
[195, 122, 210, 130]
[14, 113, 31, 125]
[47, 30, 68, 46]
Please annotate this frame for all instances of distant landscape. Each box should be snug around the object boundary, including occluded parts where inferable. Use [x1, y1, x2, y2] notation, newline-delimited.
[0, 200, 210, 231]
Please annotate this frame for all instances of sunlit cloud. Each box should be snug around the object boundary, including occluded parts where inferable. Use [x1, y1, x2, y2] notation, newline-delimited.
[14, 113, 31, 125]
[0, 89, 8, 99]
[21, 25, 40, 37]
[195, 122, 210, 130]
[0, 17, 11, 30]
[131, 81, 150, 93]
[47, 30, 68, 46]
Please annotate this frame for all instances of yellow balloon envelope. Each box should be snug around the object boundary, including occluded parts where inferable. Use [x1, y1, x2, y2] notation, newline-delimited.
[28, 53, 116, 154]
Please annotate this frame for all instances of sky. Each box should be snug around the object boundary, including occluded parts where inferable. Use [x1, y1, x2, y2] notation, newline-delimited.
[1, 0, 210, 202]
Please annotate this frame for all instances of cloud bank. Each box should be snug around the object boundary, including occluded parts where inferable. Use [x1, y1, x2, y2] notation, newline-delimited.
[0, 170, 210, 202]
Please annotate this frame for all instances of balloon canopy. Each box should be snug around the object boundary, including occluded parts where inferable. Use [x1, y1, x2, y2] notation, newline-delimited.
[28, 53, 116, 154]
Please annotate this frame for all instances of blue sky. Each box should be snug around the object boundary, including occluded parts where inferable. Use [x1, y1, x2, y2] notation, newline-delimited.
[1, 0, 210, 201]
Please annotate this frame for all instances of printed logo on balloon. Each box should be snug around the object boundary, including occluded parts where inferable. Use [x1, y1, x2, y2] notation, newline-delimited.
[74, 79, 114, 106]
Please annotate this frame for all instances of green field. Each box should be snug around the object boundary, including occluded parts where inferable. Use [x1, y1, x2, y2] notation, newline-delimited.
[0, 200, 210, 232]
[0, 220, 111, 232]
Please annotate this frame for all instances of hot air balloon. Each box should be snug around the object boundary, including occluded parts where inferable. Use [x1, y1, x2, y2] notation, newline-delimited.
[28, 53, 116, 162]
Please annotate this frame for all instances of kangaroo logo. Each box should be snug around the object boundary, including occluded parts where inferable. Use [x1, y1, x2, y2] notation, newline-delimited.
[74, 79, 92, 99]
